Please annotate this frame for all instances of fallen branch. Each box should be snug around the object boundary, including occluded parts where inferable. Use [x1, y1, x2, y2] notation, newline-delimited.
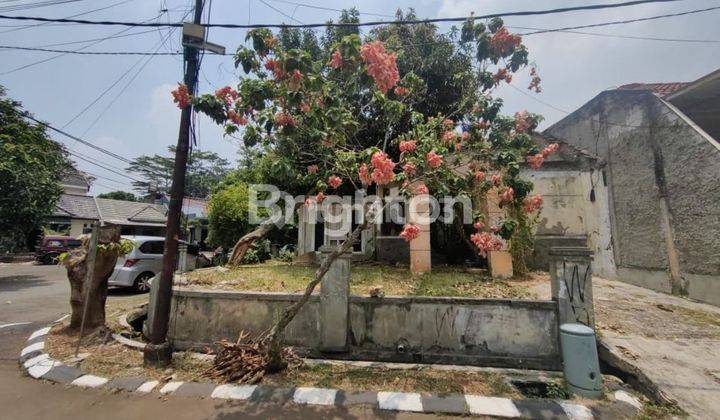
[227, 220, 275, 266]
[203, 331, 299, 384]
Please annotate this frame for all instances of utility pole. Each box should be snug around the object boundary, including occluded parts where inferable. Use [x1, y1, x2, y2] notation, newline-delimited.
[144, 0, 204, 367]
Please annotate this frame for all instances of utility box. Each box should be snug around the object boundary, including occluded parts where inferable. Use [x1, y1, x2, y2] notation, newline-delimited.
[560, 323, 602, 398]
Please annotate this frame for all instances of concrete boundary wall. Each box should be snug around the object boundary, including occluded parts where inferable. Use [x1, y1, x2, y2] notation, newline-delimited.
[168, 288, 561, 370]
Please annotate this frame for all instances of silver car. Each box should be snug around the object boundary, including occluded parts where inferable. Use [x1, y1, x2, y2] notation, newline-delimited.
[108, 236, 197, 292]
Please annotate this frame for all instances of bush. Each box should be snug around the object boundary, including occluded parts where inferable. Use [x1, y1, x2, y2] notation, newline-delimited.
[207, 182, 250, 249]
[241, 238, 271, 264]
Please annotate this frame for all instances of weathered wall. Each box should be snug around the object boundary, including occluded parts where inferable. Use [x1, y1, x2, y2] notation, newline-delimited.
[545, 91, 720, 305]
[169, 288, 561, 370]
[522, 168, 616, 279]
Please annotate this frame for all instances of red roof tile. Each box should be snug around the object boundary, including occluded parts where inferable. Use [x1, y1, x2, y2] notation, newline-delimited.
[617, 82, 689, 97]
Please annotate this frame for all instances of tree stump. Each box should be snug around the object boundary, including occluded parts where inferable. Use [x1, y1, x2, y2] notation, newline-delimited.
[64, 225, 122, 329]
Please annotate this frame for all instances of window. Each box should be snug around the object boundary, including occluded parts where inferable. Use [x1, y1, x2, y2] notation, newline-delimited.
[67, 240, 82, 248]
[48, 240, 63, 248]
[139, 240, 164, 255]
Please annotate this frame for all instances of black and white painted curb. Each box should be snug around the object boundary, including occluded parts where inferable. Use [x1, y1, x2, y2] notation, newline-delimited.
[19, 320, 594, 419]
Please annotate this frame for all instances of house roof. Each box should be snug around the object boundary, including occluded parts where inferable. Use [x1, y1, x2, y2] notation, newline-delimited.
[52, 194, 100, 220]
[60, 167, 93, 190]
[95, 198, 167, 227]
[616, 82, 689, 97]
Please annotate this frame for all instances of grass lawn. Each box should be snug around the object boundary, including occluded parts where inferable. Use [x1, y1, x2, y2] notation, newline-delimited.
[183, 261, 548, 299]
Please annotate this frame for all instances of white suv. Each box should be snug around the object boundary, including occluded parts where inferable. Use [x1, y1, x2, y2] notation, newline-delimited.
[108, 236, 197, 292]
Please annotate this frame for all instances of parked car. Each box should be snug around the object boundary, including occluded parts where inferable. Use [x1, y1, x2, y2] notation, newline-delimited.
[35, 235, 83, 265]
[108, 236, 198, 293]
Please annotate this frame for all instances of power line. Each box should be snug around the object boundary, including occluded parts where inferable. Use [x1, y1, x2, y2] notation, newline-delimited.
[0, 0, 695, 29]
[258, 0, 304, 25]
[0, 0, 83, 13]
[67, 150, 145, 182]
[78, 13, 189, 135]
[0, 13, 166, 75]
[13, 109, 134, 163]
[35, 27, 162, 48]
[0, 0, 134, 33]
[521, 5, 720, 36]
[264, 0, 395, 18]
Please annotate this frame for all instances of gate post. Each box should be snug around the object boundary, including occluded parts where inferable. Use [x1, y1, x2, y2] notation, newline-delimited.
[550, 246, 595, 328]
[318, 246, 351, 352]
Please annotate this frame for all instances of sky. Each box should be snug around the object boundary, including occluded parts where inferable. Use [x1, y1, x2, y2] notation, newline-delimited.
[1, 0, 719, 196]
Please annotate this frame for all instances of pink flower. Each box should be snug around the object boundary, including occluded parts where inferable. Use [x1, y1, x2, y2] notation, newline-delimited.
[307, 165, 318, 174]
[227, 109, 248, 126]
[490, 225, 501, 233]
[442, 130, 456, 143]
[489, 26, 522, 56]
[330, 50, 343, 69]
[171, 84, 191, 108]
[214, 86, 237, 105]
[514, 110, 531, 133]
[473, 220, 485, 230]
[426, 151, 443, 169]
[461, 131, 470, 141]
[414, 182, 429, 195]
[299, 102, 311, 113]
[370, 151, 396, 185]
[315, 192, 325, 203]
[399, 224, 421, 242]
[403, 163, 416, 175]
[527, 153, 544, 170]
[499, 187, 514, 204]
[528, 67, 542, 93]
[474, 171, 486, 182]
[523, 194, 543, 213]
[470, 231, 504, 257]
[399, 140, 417, 153]
[360, 41, 400, 94]
[358, 164, 373, 185]
[275, 112, 297, 127]
[328, 175, 342, 189]
[442, 118, 454, 128]
[542, 143, 559, 157]
[394, 86, 408, 96]
[493, 68, 512, 84]
[288, 69, 304, 90]
[264, 59, 284, 78]
[491, 174, 502, 186]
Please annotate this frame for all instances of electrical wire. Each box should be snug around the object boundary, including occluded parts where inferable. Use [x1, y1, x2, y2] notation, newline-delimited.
[0, 0, 83, 13]
[263, 0, 395, 18]
[0, 0, 696, 29]
[0, 0, 134, 33]
[0, 12, 166, 75]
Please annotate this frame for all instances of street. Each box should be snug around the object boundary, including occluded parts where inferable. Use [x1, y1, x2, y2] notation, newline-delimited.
[0, 263, 432, 419]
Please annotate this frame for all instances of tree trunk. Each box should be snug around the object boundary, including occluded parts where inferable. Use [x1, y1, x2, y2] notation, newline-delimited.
[65, 225, 122, 330]
[266, 204, 380, 371]
[228, 220, 275, 266]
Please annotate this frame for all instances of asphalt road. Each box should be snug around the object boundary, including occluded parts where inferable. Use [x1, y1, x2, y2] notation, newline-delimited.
[0, 263, 436, 419]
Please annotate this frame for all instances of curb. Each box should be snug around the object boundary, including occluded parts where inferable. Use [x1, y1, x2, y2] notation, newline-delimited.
[20, 320, 594, 419]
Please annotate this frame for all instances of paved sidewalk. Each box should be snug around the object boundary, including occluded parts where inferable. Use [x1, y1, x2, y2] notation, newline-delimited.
[591, 278, 720, 419]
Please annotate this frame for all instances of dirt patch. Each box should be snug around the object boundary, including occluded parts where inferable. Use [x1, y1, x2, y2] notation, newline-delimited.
[593, 278, 720, 340]
[183, 262, 546, 300]
[45, 324, 212, 381]
[263, 363, 521, 396]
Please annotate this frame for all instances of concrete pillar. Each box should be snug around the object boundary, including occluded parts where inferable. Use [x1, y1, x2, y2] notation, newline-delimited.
[550, 246, 595, 329]
[483, 187, 513, 279]
[408, 195, 431, 274]
[318, 246, 351, 352]
[296, 206, 316, 255]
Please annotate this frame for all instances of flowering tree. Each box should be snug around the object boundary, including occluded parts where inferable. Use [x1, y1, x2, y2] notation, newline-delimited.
[175, 16, 557, 371]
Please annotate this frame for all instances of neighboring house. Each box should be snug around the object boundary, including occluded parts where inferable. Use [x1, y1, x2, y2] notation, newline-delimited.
[48, 194, 168, 237]
[59, 167, 94, 195]
[544, 68, 720, 306]
[157, 196, 209, 244]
